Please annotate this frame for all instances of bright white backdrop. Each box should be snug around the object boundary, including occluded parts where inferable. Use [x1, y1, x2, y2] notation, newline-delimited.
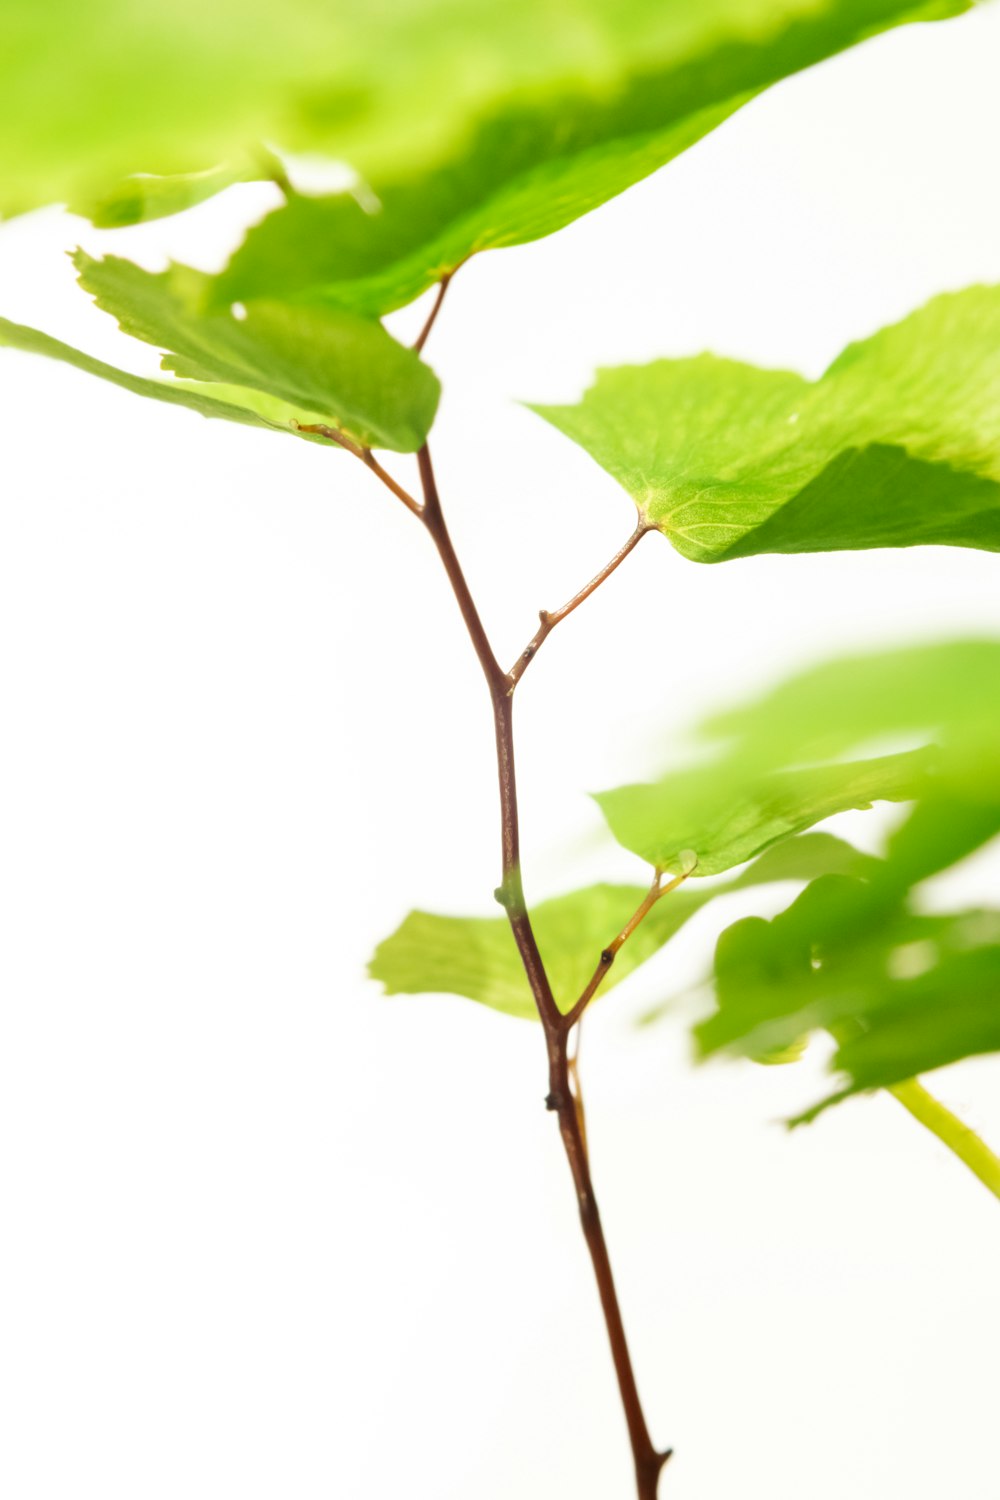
[2, 8, 1000, 1498]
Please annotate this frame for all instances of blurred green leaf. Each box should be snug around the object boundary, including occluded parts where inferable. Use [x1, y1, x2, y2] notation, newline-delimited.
[597, 638, 1000, 876]
[701, 639, 1000, 769]
[698, 875, 1000, 1116]
[74, 252, 439, 451]
[531, 287, 1000, 562]
[369, 833, 876, 1020]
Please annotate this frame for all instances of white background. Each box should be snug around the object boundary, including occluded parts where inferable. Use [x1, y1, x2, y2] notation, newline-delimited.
[2, 8, 1000, 1498]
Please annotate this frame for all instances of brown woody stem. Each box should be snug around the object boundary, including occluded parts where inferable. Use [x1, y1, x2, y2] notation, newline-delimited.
[562, 865, 696, 1032]
[322, 341, 664, 1491]
[414, 441, 669, 1497]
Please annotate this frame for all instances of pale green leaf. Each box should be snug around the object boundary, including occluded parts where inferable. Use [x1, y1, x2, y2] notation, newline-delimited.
[531, 287, 1000, 562]
[74, 252, 440, 452]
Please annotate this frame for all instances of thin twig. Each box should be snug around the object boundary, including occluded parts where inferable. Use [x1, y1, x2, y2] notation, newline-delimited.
[293, 422, 423, 516]
[507, 519, 652, 689]
[413, 260, 467, 353]
[562, 863, 697, 1032]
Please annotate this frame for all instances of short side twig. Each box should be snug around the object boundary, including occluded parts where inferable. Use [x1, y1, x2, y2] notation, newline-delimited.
[507, 518, 652, 689]
[562, 862, 697, 1032]
[293, 423, 423, 516]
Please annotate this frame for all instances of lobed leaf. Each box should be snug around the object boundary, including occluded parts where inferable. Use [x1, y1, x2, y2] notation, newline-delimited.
[531, 287, 1000, 562]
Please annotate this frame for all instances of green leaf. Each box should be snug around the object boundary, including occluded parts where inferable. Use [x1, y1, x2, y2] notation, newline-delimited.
[702, 639, 1000, 770]
[0, 314, 339, 440]
[699, 876, 1000, 1116]
[595, 748, 931, 876]
[597, 637, 1000, 879]
[530, 287, 1000, 562]
[369, 832, 876, 1020]
[73, 252, 439, 453]
[208, 0, 970, 314]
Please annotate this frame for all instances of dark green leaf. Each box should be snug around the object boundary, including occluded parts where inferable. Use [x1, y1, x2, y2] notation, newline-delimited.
[531, 288, 1000, 562]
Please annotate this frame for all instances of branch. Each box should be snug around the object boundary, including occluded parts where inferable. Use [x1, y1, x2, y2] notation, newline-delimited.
[293, 423, 423, 516]
[562, 862, 697, 1032]
[415, 441, 671, 1497]
[415, 443, 562, 1033]
[507, 518, 652, 689]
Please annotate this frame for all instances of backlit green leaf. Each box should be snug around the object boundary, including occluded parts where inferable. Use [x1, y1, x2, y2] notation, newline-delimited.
[531, 287, 1000, 562]
[9, 0, 964, 228]
[598, 638, 1000, 878]
[369, 833, 876, 1020]
[73, 253, 439, 452]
